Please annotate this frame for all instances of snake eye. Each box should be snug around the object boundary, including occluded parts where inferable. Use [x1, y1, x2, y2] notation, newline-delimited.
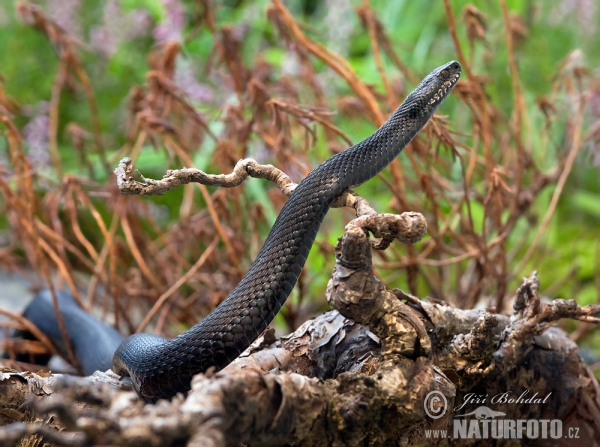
[439, 69, 449, 79]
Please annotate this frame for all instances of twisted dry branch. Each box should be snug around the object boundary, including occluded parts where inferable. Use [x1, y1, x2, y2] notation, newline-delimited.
[114, 157, 391, 219]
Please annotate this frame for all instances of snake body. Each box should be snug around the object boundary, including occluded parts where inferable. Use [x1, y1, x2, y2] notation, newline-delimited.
[26, 61, 461, 402]
[21, 290, 123, 375]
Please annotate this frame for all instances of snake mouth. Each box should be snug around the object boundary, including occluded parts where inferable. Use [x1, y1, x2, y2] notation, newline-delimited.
[428, 62, 461, 106]
[428, 76, 460, 105]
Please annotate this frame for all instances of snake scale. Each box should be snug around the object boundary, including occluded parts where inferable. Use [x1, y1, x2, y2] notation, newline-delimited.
[23, 61, 461, 402]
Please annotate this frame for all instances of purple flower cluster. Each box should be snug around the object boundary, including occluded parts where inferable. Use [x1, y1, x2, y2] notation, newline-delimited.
[89, 0, 152, 58]
[174, 64, 214, 103]
[45, 0, 82, 36]
[22, 101, 51, 167]
[153, 0, 185, 44]
[548, 0, 597, 35]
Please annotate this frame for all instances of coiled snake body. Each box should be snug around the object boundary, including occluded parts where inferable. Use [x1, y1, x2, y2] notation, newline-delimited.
[28, 61, 461, 402]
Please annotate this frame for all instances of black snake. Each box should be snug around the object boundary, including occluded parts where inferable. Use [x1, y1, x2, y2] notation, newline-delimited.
[22, 61, 461, 402]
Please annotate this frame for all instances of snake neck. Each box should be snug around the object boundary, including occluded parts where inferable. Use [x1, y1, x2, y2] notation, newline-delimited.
[334, 93, 439, 190]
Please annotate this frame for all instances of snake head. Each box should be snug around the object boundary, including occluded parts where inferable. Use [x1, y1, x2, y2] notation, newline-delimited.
[414, 60, 462, 112]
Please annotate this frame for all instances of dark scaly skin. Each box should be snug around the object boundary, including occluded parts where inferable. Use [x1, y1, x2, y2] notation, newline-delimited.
[18, 290, 124, 375]
[113, 61, 461, 402]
